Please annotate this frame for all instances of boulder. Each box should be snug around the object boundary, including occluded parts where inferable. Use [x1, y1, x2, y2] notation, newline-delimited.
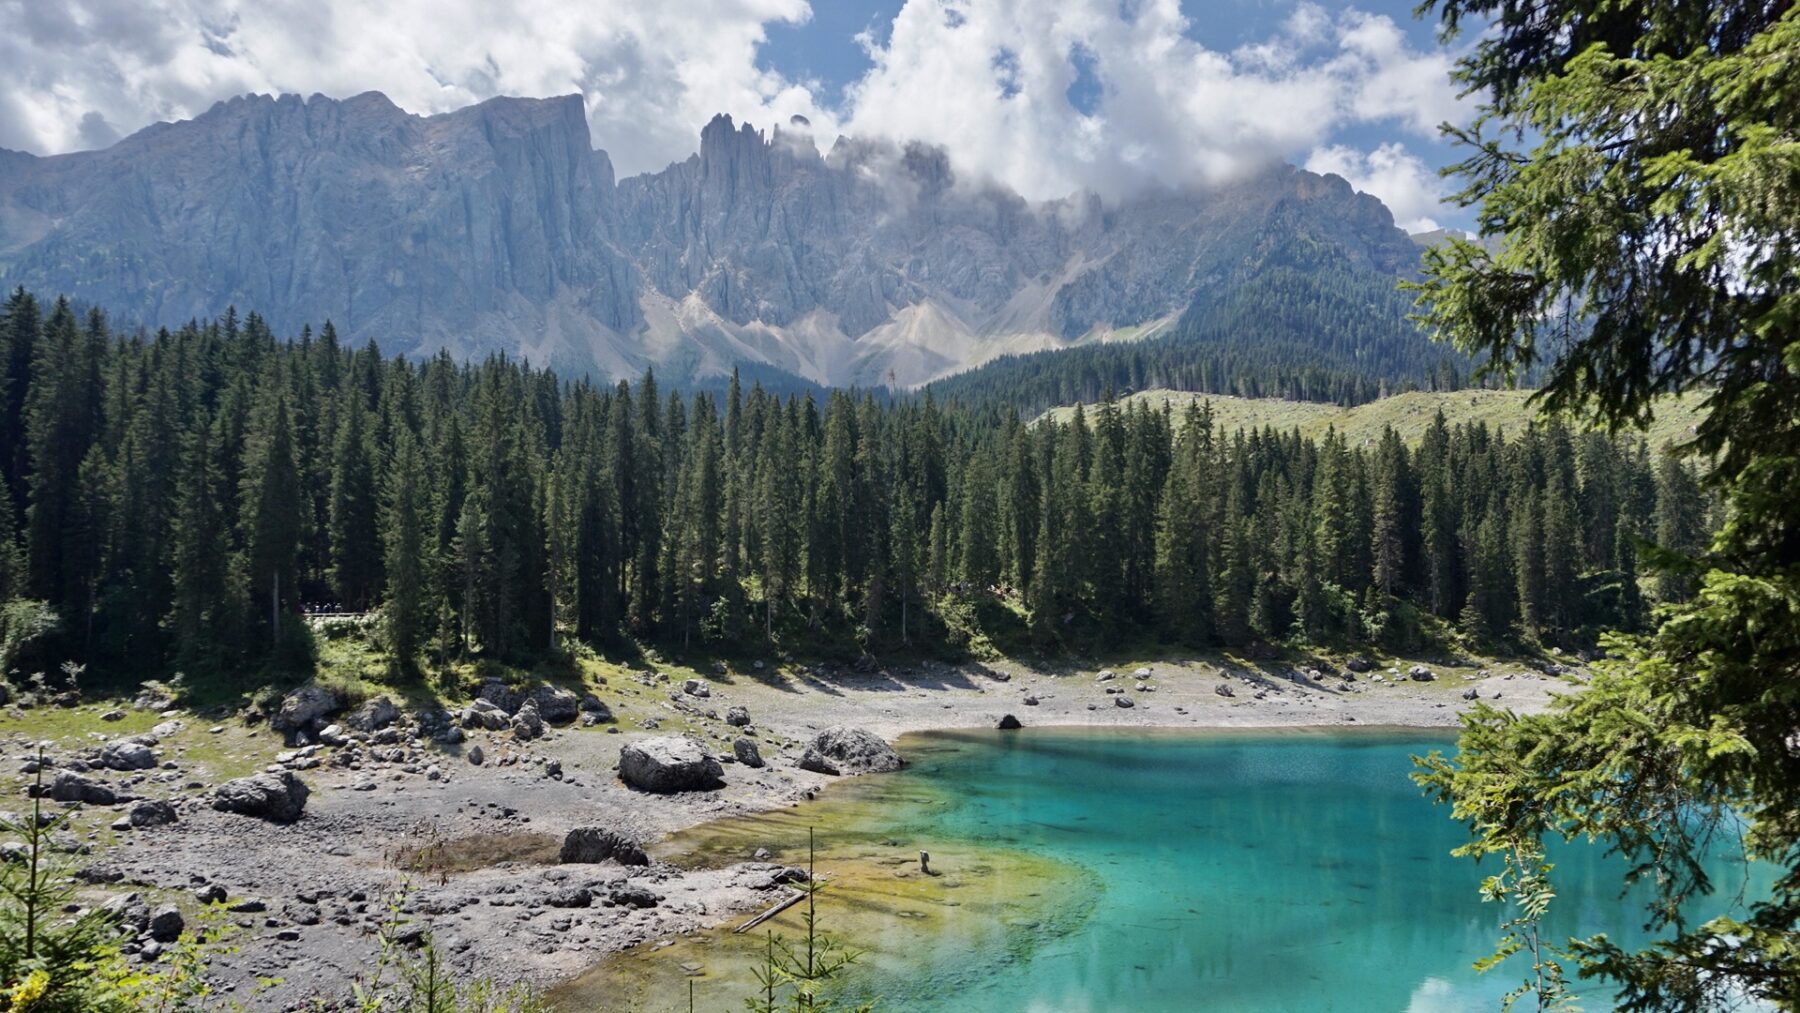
[1114, 696, 1135, 708]
[609, 885, 661, 909]
[1096, 670, 1116, 682]
[466, 745, 485, 766]
[733, 737, 764, 768]
[1345, 657, 1374, 673]
[127, 799, 178, 828]
[559, 827, 649, 866]
[147, 904, 184, 942]
[344, 696, 400, 732]
[797, 727, 902, 776]
[1409, 665, 1436, 682]
[511, 701, 545, 741]
[212, 771, 310, 823]
[724, 706, 751, 727]
[618, 736, 724, 793]
[681, 678, 711, 698]
[1461, 688, 1479, 701]
[578, 693, 612, 718]
[99, 740, 157, 771]
[271, 686, 342, 732]
[1134, 667, 1152, 678]
[49, 771, 118, 805]
[1023, 695, 1039, 706]
[1214, 683, 1235, 698]
[530, 686, 581, 725]
[477, 680, 524, 714]
[462, 699, 511, 731]
[997, 714, 1023, 730]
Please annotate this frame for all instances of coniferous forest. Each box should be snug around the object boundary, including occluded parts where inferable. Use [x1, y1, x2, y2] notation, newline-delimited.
[0, 286, 1712, 683]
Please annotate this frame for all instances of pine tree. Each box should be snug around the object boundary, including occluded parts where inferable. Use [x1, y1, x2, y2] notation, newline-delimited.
[383, 428, 429, 667]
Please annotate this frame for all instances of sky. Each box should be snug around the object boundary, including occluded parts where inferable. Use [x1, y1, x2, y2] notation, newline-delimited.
[0, 0, 1479, 231]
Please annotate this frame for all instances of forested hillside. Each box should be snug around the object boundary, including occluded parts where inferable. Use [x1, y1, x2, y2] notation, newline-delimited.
[0, 288, 1711, 683]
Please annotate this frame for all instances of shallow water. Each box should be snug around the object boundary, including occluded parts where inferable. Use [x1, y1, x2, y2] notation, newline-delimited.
[555, 728, 1766, 1011]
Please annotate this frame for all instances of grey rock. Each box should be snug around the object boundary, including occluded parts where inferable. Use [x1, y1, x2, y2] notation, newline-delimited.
[127, 799, 178, 828]
[99, 740, 157, 771]
[1215, 684, 1235, 698]
[577, 693, 613, 720]
[195, 884, 227, 905]
[559, 827, 649, 866]
[462, 699, 511, 731]
[49, 771, 118, 805]
[609, 885, 661, 909]
[510, 701, 545, 740]
[147, 904, 184, 942]
[681, 679, 711, 698]
[732, 737, 764, 768]
[344, 696, 400, 732]
[466, 745, 485, 766]
[212, 771, 310, 823]
[1114, 696, 1135, 708]
[1462, 688, 1479, 701]
[796, 727, 902, 776]
[271, 686, 341, 732]
[618, 736, 724, 793]
[476, 680, 524, 714]
[530, 686, 581, 724]
[1409, 665, 1436, 682]
[724, 706, 751, 727]
[1345, 657, 1374, 673]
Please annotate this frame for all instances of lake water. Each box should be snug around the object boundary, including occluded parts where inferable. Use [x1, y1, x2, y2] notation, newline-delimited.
[559, 728, 1766, 1011]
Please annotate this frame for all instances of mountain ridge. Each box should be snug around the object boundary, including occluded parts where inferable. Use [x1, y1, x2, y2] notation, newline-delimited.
[0, 91, 1431, 387]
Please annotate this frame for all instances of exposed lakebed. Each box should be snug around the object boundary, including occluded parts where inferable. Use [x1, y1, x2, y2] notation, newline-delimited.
[555, 727, 1768, 1011]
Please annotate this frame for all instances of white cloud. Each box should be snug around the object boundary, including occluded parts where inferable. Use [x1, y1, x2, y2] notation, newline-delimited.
[1305, 141, 1449, 231]
[0, 0, 1472, 204]
[0, 0, 836, 177]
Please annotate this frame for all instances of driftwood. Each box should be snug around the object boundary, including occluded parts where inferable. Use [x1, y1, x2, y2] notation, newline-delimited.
[735, 888, 807, 934]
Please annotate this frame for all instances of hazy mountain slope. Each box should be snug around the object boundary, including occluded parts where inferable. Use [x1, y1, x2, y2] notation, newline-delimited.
[0, 92, 1433, 386]
[1041, 388, 1708, 448]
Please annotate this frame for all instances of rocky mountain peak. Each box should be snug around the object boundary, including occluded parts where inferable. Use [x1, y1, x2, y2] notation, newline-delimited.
[0, 92, 1426, 387]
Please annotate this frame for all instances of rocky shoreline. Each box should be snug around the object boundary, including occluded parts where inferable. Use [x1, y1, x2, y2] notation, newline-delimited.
[3, 653, 1579, 1010]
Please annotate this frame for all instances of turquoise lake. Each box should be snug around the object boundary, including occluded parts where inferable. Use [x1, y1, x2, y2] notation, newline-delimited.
[568, 728, 1767, 1011]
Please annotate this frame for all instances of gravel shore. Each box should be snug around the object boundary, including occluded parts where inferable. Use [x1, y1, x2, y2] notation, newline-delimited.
[11, 654, 1577, 1010]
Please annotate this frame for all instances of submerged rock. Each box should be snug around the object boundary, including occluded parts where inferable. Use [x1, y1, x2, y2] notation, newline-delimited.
[797, 727, 902, 776]
[619, 736, 724, 792]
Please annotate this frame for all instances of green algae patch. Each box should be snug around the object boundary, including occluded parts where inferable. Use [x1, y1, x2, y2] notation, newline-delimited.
[550, 839, 1092, 1012]
[547, 734, 1097, 1011]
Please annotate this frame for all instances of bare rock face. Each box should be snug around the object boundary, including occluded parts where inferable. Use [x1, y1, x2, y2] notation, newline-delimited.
[0, 98, 1429, 388]
[797, 727, 902, 777]
[212, 771, 310, 823]
[272, 686, 342, 733]
[618, 736, 724, 793]
[559, 827, 649, 866]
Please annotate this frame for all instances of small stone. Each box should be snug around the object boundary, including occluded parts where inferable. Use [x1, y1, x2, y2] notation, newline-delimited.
[1114, 696, 1135, 708]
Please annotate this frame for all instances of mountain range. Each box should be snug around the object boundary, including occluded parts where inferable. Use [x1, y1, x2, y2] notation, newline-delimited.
[0, 91, 1429, 387]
